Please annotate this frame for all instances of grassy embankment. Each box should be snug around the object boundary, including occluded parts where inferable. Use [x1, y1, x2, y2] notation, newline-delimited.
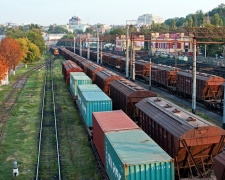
[0, 53, 100, 179]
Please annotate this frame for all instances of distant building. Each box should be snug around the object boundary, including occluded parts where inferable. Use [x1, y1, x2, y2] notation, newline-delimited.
[137, 14, 164, 27]
[151, 33, 193, 56]
[115, 35, 144, 51]
[69, 24, 90, 33]
[42, 33, 66, 46]
[69, 16, 82, 26]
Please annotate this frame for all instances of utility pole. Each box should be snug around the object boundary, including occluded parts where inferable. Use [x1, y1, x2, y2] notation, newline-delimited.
[97, 32, 99, 64]
[100, 41, 103, 66]
[174, 43, 177, 71]
[74, 36, 75, 54]
[148, 40, 151, 56]
[130, 25, 134, 80]
[79, 36, 82, 56]
[149, 58, 152, 90]
[87, 37, 90, 59]
[126, 26, 129, 79]
[192, 38, 197, 114]
[132, 36, 135, 81]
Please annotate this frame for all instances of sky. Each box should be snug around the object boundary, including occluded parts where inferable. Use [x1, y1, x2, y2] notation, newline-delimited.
[0, 0, 224, 26]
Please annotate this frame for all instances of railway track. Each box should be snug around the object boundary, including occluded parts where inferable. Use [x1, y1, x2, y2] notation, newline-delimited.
[36, 60, 61, 180]
[0, 63, 46, 145]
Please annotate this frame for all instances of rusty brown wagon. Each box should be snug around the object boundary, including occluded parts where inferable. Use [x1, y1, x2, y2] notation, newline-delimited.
[95, 70, 123, 95]
[213, 151, 225, 180]
[136, 96, 225, 179]
[86, 64, 105, 83]
[109, 78, 157, 119]
[80, 60, 93, 73]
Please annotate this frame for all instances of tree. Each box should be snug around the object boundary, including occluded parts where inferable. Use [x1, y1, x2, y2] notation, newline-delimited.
[109, 28, 126, 35]
[192, 14, 198, 27]
[219, 19, 223, 26]
[27, 30, 46, 54]
[48, 25, 68, 34]
[0, 37, 22, 75]
[200, 13, 205, 26]
[56, 34, 75, 46]
[6, 28, 27, 39]
[0, 55, 9, 85]
[25, 41, 41, 63]
[212, 13, 220, 26]
[188, 18, 193, 27]
[85, 28, 94, 34]
[171, 19, 176, 28]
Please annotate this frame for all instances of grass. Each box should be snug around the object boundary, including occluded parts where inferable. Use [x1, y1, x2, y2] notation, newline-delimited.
[0, 52, 101, 179]
[0, 54, 47, 105]
[53, 57, 101, 179]
[0, 64, 45, 179]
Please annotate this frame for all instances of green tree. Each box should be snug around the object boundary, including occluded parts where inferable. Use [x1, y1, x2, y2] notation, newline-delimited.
[48, 25, 68, 34]
[200, 13, 205, 26]
[212, 13, 220, 26]
[6, 28, 27, 39]
[188, 18, 193, 27]
[219, 19, 223, 26]
[171, 19, 176, 28]
[27, 30, 46, 54]
[192, 14, 198, 27]
[85, 28, 94, 34]
[73, 29, 84, 35]
[56, 34, 75, 46]
[109, 28, 126, 35]
[26, 41, 41, 63]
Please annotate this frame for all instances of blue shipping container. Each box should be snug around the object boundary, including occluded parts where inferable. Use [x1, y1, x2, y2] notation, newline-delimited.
[105, 129, 175, 180]
[79, 91, 112, 127]
[69, 72, 92, 98]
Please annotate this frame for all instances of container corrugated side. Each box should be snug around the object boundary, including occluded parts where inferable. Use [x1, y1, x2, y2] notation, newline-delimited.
[79, 91, 112, 127]
[92, 110, 140, 167]
[77, 84, 102, 107]
[69, 72, 87, 97]
[105, 129, 174, 180]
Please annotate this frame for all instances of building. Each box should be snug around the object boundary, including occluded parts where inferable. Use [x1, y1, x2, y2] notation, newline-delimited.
[42, 33, 66, 46]
[69, 16, 82, 26]
[69, 24, 90, 33]
[137, 14, 164, 27]
[151, 33, 193, 56]
[115, 35, 144, 51]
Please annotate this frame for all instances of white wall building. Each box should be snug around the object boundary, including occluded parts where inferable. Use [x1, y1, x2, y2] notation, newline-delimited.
[69, 24, 90, 33]
[42, 33, 66, 46]
[137, 14, 164, 27]
[69, 16, 82, 26]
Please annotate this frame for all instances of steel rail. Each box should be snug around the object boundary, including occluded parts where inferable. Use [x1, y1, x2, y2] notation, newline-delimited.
[36, 58, 61, 180]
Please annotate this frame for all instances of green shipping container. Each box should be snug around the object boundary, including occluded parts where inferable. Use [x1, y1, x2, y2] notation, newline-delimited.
[79, 91, 112, 127]
[69, 72, 92, 98]
[105, 129, 175, 180]
[77, 84, 102, 107]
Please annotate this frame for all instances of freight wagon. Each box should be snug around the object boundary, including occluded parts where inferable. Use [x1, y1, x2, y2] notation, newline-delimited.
[86, 64, 105, 83]
[136, 96, 225, 179]
[213, 151, 225, 180]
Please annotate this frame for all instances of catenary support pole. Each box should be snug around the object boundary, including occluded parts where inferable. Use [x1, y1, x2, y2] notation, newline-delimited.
[74, 37, 75, 53]
[192, 38, 197, 114]
[149, 58, 152, 90]
[87, 38, 90, 59]
[132, 40, 135, 81]
[126, 26, 129, 79]
[79, 36, 82, 56]
[100, 41, 103, 66]
[97, 32, 99, 64]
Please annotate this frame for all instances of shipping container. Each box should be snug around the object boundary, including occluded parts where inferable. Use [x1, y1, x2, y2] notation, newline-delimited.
[105, 129, 175, 180]
[92, 110, 140, 167]
[77, 84, 102, 107]
[78, 91, 112, 127]
[86, 64, 105, 83]
[213, 151, 225, 180]
[69, 72, 92, 99]
[136, 96, 225, 179]
[109, 78, 157, 119]
[95, 70, 123, 95]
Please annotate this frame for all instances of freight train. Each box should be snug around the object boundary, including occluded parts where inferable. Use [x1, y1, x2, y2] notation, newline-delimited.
[66, 47, 225, 111]
[52, 46, 225, 179]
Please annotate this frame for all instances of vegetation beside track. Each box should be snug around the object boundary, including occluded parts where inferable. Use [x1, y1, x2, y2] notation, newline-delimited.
[53, 56, 101, 179]
[0, 54, 47, 105]
[0, 56, 46, 179]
